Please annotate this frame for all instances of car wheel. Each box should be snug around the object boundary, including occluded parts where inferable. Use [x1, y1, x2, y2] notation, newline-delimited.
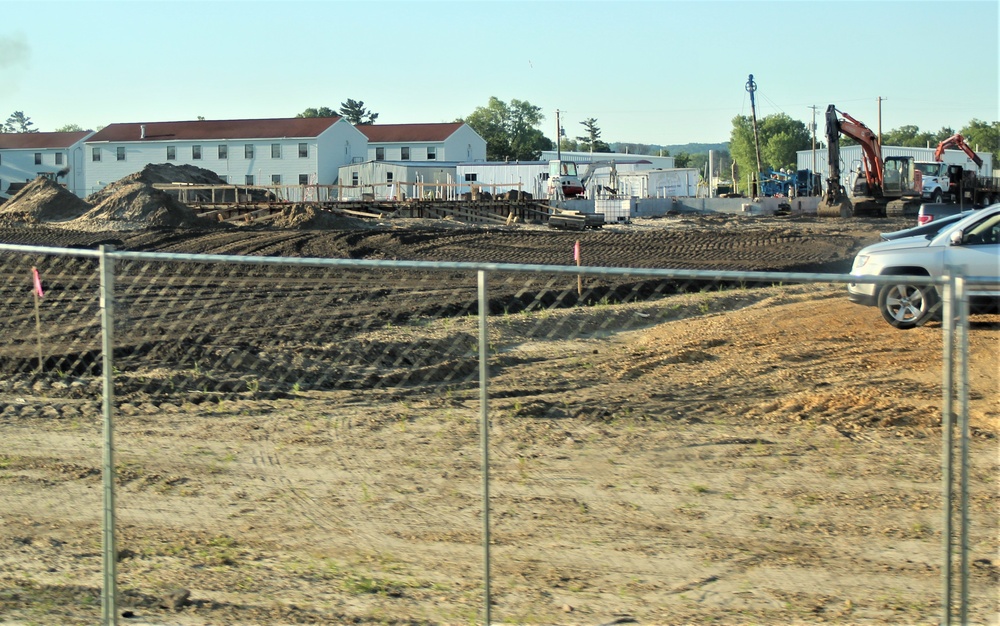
[878, 282, 938, 329]
[932, 189, 943, 204]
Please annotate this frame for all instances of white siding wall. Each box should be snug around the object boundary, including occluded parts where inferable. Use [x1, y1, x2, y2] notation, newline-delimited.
[316, 120, 368, 184]
[367, 141, 444, 162]
[1, 142, 90, 198]
[84, 120, 367, 195]
[455, 162, 549, 197]
[442, 125, 487, 162]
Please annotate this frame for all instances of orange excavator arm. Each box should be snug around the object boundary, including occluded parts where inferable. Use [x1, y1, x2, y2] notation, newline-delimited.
[933, 133, 983, 168]
[835, 109, 884, 192]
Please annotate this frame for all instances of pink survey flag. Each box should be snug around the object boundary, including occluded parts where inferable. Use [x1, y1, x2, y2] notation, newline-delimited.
[32, 267, 44, 298]
[574, 240, 580, 263]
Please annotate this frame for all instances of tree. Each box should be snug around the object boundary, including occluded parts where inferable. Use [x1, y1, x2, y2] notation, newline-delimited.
[296, 107, 339, 118]
[4, 111, 38, 133]
[729, 113, 810, 183]
[959, 119, 1000, 164]
[576, 118, 611, 153]
[673, 151, 693, 168]
[339, 99, 378, 125]
[462, 97, 552, 162]
[54, 123, 85, 132]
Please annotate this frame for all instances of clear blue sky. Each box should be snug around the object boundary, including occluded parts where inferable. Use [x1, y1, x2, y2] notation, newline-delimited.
[2, 0, 997, 146]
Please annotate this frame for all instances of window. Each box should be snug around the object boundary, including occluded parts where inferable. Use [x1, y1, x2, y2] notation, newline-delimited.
[386, 172, 394, 184]
[192, 145, 202, 160]
[426, 146, 437, 160]
[375, 147, 385, 161]
[92, 147, 101, 162]
[298, 143, 308, 158]
[351, 172, 359, 186]
[116, 147, 125, 161]
[245, 175, 254, 185]
[54, 152, 63, 165]
[34, 153, 41, 165]
[271, 174, 281, 184]
[271, 143, 281, 158]
[298, 174, 309, 185]
[245, 144, 254, 159]
[401, 147, 410, 161]
[166, 146, 176, 160]
[218, 145, 228, 159]
[464, 173, 478, 182]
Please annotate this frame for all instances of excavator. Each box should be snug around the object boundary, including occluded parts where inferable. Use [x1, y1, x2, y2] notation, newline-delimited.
[816, 104, 922, 217]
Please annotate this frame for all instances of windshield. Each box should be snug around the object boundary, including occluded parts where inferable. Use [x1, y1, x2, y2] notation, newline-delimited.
[914, 162, 942, 176]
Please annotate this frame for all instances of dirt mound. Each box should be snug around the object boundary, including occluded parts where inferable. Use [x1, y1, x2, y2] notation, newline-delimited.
[268, 204, 375, 230]
[0, 177, 92, 225]
[79, 163, 222, 229]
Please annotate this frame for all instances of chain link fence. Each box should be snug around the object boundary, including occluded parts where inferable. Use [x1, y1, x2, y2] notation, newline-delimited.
[0, 243, 995, 625]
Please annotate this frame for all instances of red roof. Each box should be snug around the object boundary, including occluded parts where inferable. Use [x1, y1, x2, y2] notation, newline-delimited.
[86, 117, 343, 142]
[0, 131, 93, 150]
[358, 122, 464, 143]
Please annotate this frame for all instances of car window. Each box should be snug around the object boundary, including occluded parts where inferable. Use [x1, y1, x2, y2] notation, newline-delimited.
[963, 213, 1000, 246]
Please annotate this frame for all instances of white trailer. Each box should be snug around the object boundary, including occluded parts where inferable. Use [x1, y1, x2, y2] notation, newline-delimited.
[454, 162, 550, 198]
[613, 168, 700, 198]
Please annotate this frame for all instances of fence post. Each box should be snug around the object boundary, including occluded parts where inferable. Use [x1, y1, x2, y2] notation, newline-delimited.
[99, 245, 119, 626]
[477, 269, 491, 626]
[956, 274, 970, 624]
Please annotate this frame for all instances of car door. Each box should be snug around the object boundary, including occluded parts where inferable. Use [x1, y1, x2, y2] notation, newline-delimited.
[943, 211, 1000, 294]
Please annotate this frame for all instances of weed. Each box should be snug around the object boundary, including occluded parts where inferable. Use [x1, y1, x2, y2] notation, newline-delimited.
[691, 484, 710, 494]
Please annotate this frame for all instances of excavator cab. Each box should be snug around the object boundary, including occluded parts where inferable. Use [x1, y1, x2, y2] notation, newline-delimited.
[881, 156, 920, 198]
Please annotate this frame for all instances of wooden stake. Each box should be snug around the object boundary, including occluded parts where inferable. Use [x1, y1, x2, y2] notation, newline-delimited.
[33, 288, 43, 372]
[575, 240, 582, 296]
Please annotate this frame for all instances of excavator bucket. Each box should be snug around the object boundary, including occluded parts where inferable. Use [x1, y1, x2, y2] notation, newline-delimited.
[816, 197, 853, 217]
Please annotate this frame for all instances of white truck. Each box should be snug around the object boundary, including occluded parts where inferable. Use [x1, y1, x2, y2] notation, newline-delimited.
[914, 133, 998, 206]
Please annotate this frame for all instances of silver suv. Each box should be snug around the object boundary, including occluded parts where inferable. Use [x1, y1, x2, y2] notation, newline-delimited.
[848, 204, 1000, 329]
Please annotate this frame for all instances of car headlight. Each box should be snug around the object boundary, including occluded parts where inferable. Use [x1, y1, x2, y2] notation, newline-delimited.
[853, 254, 870, 270]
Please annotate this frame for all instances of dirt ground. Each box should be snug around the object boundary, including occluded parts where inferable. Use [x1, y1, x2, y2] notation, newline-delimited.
[0, 209, 997, 625]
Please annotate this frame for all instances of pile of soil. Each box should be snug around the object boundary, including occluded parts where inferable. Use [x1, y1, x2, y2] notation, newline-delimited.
[79, 163, 223, 229]
[0, 177, 92, 225]
[268, 204, 375, 230]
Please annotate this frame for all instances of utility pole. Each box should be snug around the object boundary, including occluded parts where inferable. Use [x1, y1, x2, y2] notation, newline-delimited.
[877, 96, 885, 146]
[746, 74, 763, 197]
[556, 109, 561, 160]
[809, 105, 818, 185]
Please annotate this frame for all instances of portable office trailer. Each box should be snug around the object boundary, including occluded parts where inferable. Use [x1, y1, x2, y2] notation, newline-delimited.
[613, 168, 700, 198]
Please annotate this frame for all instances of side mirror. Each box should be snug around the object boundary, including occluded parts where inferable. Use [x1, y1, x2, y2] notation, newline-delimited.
[949, 230, 964, 246]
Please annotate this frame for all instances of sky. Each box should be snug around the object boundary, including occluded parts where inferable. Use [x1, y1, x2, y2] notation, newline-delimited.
[1, 0, 997, 147]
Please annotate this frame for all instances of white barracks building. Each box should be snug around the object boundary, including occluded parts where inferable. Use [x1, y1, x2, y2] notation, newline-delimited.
[82, 117, 368, 196]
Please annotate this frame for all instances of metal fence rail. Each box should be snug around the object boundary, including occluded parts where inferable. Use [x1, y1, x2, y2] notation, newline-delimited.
[0, 243, 993, 625]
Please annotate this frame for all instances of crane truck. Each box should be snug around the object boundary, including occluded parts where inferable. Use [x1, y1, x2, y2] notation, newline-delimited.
[913, 133, 998, 208]
[817, 105, 922, 217]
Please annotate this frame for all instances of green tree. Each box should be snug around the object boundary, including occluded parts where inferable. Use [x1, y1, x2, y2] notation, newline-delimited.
[559, 138, 580, 152]
[673, 152, 693, 168]
[729, 113, 810, 181]
[296, 106, 339, 118]
[54, 123, 86, 132]
[462, 97, 552, 161]
[339, 99, 378, 125]
[4, 111, 38, 133]
[959, 119, 1000, 164]
[576, 118, 611, 153]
